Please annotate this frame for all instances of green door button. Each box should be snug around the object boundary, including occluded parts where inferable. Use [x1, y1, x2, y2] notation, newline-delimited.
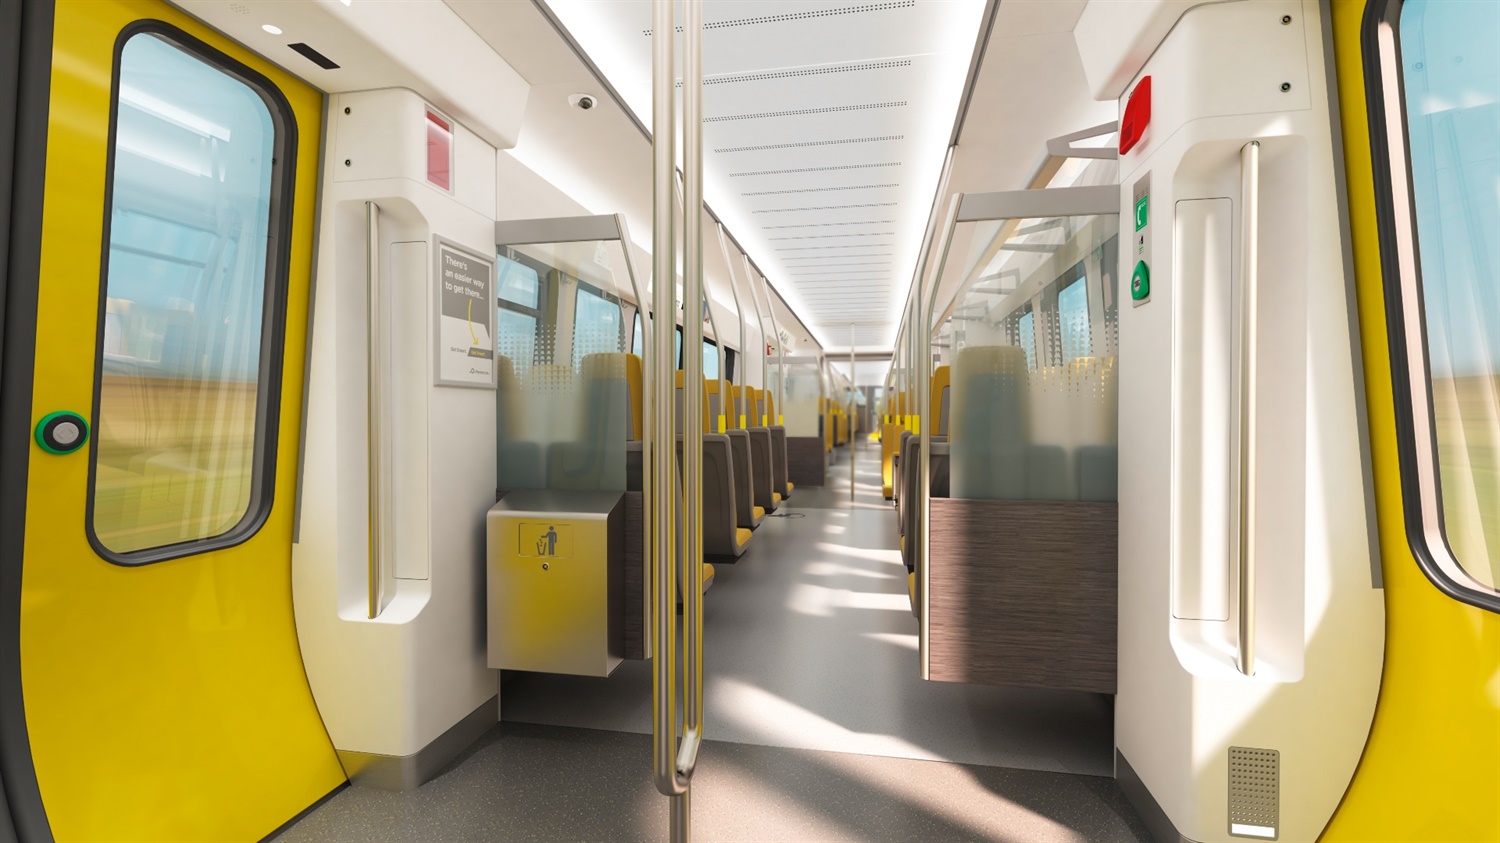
[35, 411, 90, 455]
[1131, 261, 1151, 301]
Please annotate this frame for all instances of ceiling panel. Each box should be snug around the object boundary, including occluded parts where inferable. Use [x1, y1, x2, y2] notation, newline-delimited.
[544, 0, 987, 351]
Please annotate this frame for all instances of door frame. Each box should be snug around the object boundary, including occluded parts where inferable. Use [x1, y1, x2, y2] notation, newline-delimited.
[0, 0, 55, 839]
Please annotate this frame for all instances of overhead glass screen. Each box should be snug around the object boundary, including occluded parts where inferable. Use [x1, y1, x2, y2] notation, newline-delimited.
[91, 31, 286, 557]
[1400, 0, 1500, 589]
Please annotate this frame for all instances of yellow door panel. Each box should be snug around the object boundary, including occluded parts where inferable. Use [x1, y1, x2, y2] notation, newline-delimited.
[1323, 2, 1500, 840]
[22, 1, 344, 840]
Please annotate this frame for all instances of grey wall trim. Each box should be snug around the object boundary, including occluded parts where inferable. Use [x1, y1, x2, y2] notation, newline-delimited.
[1319, 0, 1382, 590]
[496, 214, 622, 247]
[337, 694, 498, 792]
[0, 0, 18, 829]
[948, 0, 1001, 147]
[1116, 749, 1198, 843]
[0, 1, 55, 839]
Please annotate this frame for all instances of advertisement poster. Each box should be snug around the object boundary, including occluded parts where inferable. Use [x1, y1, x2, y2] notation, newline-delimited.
[434, 237, 496, 388]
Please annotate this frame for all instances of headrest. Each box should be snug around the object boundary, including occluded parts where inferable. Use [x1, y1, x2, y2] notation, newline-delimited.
[930, 365, 950, 426]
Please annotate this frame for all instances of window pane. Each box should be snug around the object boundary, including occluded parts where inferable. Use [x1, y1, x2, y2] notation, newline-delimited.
[1058, 276, 1091, 361]
[92, 32, 282, 555]
[572, 284, 622, 364]
[497, 307, 538, 373]
[703, 340, 719, 379]
[632, 313, 643, 356]
[1018, 311, 1036, 371]
[1402, 0, 1500, 589]
[497, 253, 540, 309]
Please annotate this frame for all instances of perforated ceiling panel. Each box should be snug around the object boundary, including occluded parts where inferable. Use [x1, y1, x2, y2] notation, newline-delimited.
[544, 0, 988, 349]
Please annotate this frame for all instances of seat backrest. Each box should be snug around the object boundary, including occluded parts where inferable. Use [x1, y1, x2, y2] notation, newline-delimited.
[931, 365, 951, 437]
[674, 370, 712, 434]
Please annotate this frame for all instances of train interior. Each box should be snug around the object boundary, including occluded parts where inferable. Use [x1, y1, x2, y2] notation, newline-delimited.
[0, 0, 1497, 842]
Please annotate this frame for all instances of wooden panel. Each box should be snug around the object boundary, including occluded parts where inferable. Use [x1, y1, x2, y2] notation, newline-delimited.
[786, 436, 827, 487]
[927, 498, 1117, 693]
[624, 491, 645, 660]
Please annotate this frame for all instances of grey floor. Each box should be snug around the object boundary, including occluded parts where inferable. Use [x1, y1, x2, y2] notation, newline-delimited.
[502, 444, 1115, 776]
[279, 444, 1150, 842]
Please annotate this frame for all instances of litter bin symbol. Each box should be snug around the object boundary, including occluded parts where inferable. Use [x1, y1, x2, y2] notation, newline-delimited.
[536, 526, 558, 557]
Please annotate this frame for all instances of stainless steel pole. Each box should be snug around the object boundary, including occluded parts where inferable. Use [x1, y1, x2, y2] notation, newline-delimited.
[650, 0, 685, 822]
[850, 324, 856, 501]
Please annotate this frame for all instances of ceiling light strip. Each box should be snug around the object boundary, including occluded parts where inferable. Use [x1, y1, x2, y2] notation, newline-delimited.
[708, 101, 906, 124]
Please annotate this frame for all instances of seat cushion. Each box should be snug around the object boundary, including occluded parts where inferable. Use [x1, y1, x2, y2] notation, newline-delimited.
[735, 528, 752, 548]
[752, 506, 765, 520]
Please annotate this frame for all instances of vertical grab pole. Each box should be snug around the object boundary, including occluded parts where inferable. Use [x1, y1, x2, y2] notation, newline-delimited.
[742, 254, 765, 424]
[850, 325, 856, 500]
[650, 0, 686, 822]
[676, 1, 705, 839]
[365, 201, 382, 620]
[1237, 140, 1260, 677]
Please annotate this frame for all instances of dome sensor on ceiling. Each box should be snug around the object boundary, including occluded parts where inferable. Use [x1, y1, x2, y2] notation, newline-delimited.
[568, 93, 598, 111]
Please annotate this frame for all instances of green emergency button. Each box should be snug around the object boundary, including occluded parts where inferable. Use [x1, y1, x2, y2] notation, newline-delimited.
[1131, 261, 1151, 301]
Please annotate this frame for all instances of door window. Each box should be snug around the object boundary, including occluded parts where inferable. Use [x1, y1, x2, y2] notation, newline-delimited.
[90, 27, 291, 560]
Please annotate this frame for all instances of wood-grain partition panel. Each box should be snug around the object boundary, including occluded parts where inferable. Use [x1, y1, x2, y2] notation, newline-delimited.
[927, 498, 1117, 693]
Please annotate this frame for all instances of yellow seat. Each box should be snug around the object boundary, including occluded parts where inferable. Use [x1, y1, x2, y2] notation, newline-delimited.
[772, 492, 782, 505]
[735, 528, 752, 549]
[753, 506, 765, 520]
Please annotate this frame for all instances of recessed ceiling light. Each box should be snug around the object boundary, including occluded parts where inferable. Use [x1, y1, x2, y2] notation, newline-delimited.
[339, 0, 352, 5]
[262, 24, 283, 35]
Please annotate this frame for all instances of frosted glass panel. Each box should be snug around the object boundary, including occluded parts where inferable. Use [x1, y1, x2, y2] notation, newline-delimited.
[496, 239, 635, 493]
[937, 203, 1120, 502]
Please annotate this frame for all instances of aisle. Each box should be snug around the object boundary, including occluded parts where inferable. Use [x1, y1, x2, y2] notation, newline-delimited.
[500, 442, 1115, 776]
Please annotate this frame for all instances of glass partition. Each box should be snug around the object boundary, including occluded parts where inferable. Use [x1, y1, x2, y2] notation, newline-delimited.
[779, 357, 825, 437]
[494, 217, 644, 493]
[928, 164, 1120, 503]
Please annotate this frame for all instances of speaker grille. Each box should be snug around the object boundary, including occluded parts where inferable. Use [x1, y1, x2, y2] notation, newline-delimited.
[1228, 747, 1279, 839]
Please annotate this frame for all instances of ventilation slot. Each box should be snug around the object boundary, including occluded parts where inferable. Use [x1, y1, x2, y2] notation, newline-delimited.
[744, 184, 899, 197]
[783, 253, 893, 261]
[708, 101, 905, 123]
[717, 135, 903, 154]
[1228, 747, 1279, 839]
[777, 244, 893, 251]
[732, 162, 900, 178]
[688, 60, 912, 88]
[769, 233, 895, 241]
[228, 3, 252, 14]
[643, 1, 916, 35]
[288, 43, 340, 70]
[753, 203, 897, 214]
[762, 220, 896, 229]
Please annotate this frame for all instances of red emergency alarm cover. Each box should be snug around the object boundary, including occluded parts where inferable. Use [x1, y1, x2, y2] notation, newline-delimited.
[1119, 76, 1151, 155]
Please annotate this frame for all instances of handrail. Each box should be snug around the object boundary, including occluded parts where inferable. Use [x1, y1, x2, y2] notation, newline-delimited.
[365, 201, 383, 620]
[917, 193, 964, 678]
[1237, 140, 1260, 677]
[677, 0, 705, 836]
[742, 254, 766, 426]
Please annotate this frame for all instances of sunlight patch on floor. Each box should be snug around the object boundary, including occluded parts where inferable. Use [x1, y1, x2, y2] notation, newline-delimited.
[862, 631, 919, 651]
[711, 676, 939, 761]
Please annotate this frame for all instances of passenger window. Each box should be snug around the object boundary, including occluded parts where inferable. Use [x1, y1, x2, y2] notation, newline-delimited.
[90, 28, 291, 560]
[1058, 276, 1091, 361]
[1377, 0, 1500, 603]
[702, 339, 719, 379]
